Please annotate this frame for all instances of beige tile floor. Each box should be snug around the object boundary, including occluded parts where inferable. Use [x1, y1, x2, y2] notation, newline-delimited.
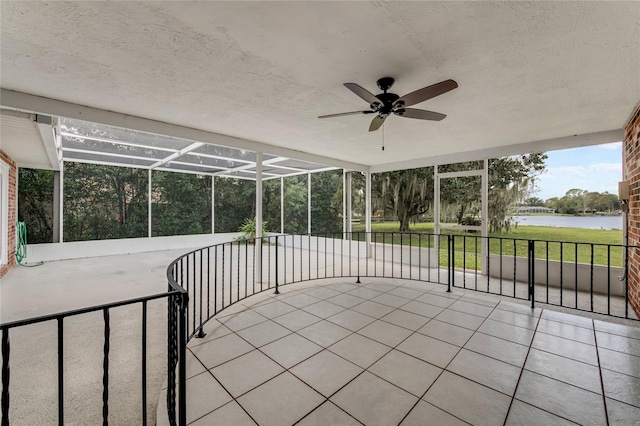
[161, 277, 640, 425]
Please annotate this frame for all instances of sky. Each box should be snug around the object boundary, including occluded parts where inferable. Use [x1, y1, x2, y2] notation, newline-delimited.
[534, 142, 622, 201]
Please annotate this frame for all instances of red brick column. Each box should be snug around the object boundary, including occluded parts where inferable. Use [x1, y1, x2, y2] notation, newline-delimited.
[0, 149, 17, 278]
[625, 104, 640, 318]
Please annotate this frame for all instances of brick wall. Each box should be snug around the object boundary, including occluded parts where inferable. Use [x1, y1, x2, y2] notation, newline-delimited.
[0, 149, 17, 278]
[624, 104, 640, 318]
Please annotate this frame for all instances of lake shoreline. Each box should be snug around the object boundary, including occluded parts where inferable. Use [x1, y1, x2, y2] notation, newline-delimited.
[511, 215, 623, 230]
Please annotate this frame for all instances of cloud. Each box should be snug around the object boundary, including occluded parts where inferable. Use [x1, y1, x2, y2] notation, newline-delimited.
[588, 162, 621, 173]
[539, 166, 586, 180]
[594, 142, 622, 150]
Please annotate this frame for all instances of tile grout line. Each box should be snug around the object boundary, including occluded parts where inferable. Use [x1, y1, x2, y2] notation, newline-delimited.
[281, 280, 465, 424]
[395, 298, 505, 425]
[197, 282, 391, 424]
[184, 278, 638, 424]
[501, 308, 544, 426]
[593, 318, 610, 426]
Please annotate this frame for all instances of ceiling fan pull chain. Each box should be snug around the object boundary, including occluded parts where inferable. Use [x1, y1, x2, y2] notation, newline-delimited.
[382, 124, 385, 151]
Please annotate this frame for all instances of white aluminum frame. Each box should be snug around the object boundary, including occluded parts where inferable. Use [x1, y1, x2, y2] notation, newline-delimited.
[0, 160, 9, 265]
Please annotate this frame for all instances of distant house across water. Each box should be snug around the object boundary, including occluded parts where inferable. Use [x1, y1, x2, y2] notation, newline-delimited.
[517, 206, 556, 214]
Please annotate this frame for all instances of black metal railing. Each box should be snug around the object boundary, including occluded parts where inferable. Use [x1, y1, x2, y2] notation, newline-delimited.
[0, 282, 187, 426]
[164, 231, 637, 423]
[2, 231, 635, 426]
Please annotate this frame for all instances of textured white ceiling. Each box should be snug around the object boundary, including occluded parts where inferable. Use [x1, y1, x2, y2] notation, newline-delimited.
[1, 1, 638, 168]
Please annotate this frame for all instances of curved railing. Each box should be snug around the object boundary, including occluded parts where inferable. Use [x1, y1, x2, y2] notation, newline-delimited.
[2, 232, 633, 425]
[162, 231, 637, 425]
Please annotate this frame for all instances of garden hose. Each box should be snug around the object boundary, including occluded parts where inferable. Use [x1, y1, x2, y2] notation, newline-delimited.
[15, 222, 43, 267]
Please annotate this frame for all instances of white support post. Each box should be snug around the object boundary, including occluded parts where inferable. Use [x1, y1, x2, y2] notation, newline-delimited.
[256, 153, 263, 239]
[52, 171, 61, 243]
[434, 165, 440, 235]
[307, 173, 311, 235]
[345, 171, 352, 237]
[59, 161, 64, 243]
[342, 170, 347, 236]
[365, 171, 372, 256]
[256, 153, 263, 282]
[481, 159, 489, 274]
[211, 176, 215, 234]
[280, 176, 284, 234]
[434, 165, 440, 267]
[148, 169, 152, 237]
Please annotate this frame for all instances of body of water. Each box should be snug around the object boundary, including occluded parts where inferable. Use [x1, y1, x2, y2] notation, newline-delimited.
[512, 215, 622, 230]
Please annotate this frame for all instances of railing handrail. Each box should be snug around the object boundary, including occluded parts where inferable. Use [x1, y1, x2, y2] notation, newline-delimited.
[0, 290, 177, 330]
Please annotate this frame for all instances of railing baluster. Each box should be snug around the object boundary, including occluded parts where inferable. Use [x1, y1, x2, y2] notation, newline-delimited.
[607, 245, 611, 316]
[400, 233, 403, 279]
[207, 247, 211, 319]
[245, 241, 248, 297]
[102, 308, 110, 426]
[499, 238, 503, 295]
[590, 244, 594, 313]
[625, 245, 629, 319]
[141, 301, 147, 426]
[214, 246, 219, 314]
[575, 242, 579, 309]
[356, 232, 361, 284]
[275, 236, 280, 294]
[513, 239, 517, 298]
[2, 329, 10, 426]
[222, 245, 225, 309]
[198, 250, 204, 338]
[427, 234, 431, 283]
[2, 328, 8, 426]
[178, 294, 187, 426]
[447, 235, 452, 292]
[559, 243, 564, 306]
[58, 317, 64, 425]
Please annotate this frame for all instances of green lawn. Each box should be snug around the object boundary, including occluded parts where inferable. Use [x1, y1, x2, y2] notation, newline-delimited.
[351, 222, 625, 267]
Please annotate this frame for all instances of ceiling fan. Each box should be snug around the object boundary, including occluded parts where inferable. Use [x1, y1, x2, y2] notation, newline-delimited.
[319, 77, 458, 131]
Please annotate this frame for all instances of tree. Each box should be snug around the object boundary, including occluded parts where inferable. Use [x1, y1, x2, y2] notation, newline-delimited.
[372, 153, 547, 232]
[372, 167, 434, 232]
[550, 189, 588, 214]
[283, 175, 308, 234]
[18, 168, 55, 243]
[486, 154, 547, 232]
[311, 170, 343, 234]
[152, 171, 212, 236]
[263, 179, 281, 233]
[525, 196, 545, 206]
[64, 163, 148, 241]
[213, 177, 254, 233]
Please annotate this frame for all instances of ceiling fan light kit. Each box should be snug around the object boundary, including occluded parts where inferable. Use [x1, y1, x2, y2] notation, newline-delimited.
[319, 77, 458, 132]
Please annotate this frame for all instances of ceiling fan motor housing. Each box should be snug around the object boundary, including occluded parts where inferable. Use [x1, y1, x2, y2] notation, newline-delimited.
[374, 92, 400, 115]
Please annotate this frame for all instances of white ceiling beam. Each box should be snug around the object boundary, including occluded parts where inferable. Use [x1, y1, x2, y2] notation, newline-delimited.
[370, 129, 624, 174]
[167, 160, 228, 172]
[63, 158, 151, 170]
[60, 131, 179, 152]
[184, 151, 254, 164]
[149, 142, 203, 169]
[62, 147, 157, 163]
[34, 117, 60, 171]
[1, 89, 369, 173]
